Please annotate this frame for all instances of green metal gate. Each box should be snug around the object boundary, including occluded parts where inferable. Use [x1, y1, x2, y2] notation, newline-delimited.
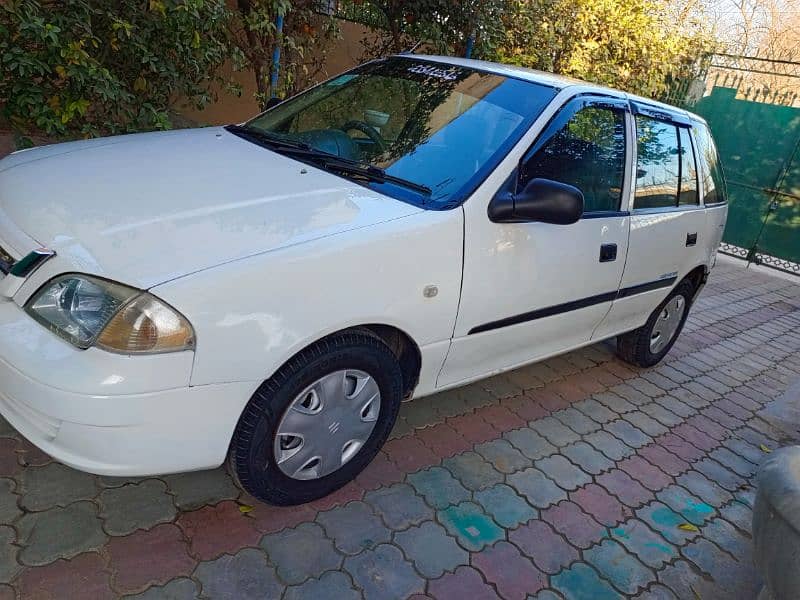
[666, 54, 800, 275]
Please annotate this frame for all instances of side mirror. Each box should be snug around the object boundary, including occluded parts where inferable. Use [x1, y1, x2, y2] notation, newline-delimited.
[489, 178, 584, 225]
[265, 96, 283, 110]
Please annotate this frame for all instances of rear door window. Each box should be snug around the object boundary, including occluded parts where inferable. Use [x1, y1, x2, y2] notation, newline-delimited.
[634, 116, 680, 209]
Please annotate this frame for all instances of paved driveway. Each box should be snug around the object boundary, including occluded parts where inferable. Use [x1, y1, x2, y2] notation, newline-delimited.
[1, 257, 799, 599]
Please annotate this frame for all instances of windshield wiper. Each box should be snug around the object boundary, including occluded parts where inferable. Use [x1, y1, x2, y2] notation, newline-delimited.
[225, 124, 431, 197]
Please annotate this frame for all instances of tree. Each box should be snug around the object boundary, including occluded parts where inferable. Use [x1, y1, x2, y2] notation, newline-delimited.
[0, 0, 229, 136]
[492, 0, 715, 97]
[228, 0, 340, 108]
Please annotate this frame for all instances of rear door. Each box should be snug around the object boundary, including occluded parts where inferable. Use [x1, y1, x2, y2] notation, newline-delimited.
[593, 102, 708, 340]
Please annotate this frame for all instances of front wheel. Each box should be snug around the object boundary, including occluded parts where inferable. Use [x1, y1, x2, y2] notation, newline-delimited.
[616, 280, 694, 368]
[228, 330, 403, 506]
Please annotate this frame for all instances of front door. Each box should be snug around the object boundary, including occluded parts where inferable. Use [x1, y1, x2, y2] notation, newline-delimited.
[439, 95, 633, 388]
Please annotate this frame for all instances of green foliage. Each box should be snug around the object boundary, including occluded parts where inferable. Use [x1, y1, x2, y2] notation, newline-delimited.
[493, 0, 715, 97]
[229, 0, 341, 108]
[0, 0, 229, 137]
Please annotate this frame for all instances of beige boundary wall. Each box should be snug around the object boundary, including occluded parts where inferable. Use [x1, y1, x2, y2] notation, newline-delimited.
[177, 19, 375, 125]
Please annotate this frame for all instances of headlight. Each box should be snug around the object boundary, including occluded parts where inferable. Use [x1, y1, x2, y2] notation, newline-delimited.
[25, 274, 195, 354]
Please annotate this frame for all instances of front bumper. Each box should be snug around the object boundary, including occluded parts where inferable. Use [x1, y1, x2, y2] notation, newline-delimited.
[0, 298, 256, 476]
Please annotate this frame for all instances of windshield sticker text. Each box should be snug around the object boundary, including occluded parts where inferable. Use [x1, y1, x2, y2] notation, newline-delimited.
[407, 65, 458, 80]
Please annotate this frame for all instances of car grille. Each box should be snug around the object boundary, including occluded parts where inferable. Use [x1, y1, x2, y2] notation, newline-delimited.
[0, 243, 15, 275]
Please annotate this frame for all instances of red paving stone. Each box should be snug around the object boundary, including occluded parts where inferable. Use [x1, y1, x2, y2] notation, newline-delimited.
[354, 451, 405, 491]
[638, 442, 691, 476]
[308, 480, 365, 512]
[570, 483, 632, 526]
[541, 501, 606, 549]
[383, 435, 439, 472]
[0, 439, 21, 478]
[672, 423, 719, 452]
[447, 412, 500, 444]
[657, 432, 708, 463]
[247, 501, 317, 535]
[415, 423, 472, 458]
[176, 501, 261, 561]
[617, 455, 673, 491]
[504, 394, 550, 421]
[596, 469, 654, 508]
[508, 519, 579, 574]
[427, 566, 499, 600]
[479, 404, 528, 431]
[472, 540, 547, 600]
[107, 524, 195, 594]
[17, 553, 114, 600]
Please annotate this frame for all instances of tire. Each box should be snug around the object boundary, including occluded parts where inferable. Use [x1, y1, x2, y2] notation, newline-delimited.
[228, 330, 403, 506]
[616, 279, 694, 368]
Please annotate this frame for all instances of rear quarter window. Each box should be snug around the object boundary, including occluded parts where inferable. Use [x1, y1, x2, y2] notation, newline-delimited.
[693, 123, 727, 205]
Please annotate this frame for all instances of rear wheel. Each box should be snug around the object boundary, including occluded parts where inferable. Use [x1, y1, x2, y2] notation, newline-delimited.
[616, 279, 694, 368]
[228, 330, 403, 506]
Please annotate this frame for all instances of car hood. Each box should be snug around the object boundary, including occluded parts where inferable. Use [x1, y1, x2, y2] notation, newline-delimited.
[0, 127, 421, 288]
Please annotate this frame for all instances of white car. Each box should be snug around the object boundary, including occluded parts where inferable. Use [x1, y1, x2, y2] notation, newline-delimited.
[0, 56, 727, 505]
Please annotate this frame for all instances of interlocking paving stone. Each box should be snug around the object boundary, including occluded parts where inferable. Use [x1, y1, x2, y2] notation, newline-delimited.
[584, 430, 635, 461]
[442, 451, 504, 491]
[562, 442, 614, 475]
[261, 522, 341, 585]
[585, 539, 654, 594]
[656, 559, 717, 600]
[510, 519, 579, 574]
[719, 499, 752, 533]
[18, 463, 99, 511]
[551, 562, 624, 600]
[344, 543, 424, 600]
[164, 469, 240, 511]
[364, 483, 433, 530]
[617, 456, 672, 492]
[17, 500, 107, 566]
[0, 527, 20, 583]
[638, 403, 683, 428]
[99, 479, 176, 536]
[636, 502, 700, 545]
[653, 395, 694, 418]
[127, 578, 199, 600]
[623, 411, 669, 437]
[676, 470, 733, 508]
[107, 524, 194, 595]
[701, 517, 752, 562]
[438, 501, 504, 551]
[474, 483, 537, 529]
[610, 518, 676, 568]
[693, 458, 746, 492]
[416, 423, 471, 458]
[571, 483, 632, 526]
[532, 590, 564, 600]
[723, 437, 764, 466]
[614, 382, 655, 406]
[605, 420, 653, 449]
[636, 444, 689, 477]
[395, 521, 467, 578]
[574, 398, 617, 424]
[542, 500, 606, 549]
[634, 583, 678, 600]
[0, 478, 21, 524]
[284, 571, 361, 600]
[554, 407, 601, 435]
[594, 391, 637, 414]
[194, 548, 281, 600]
[535, 455, 592, 491]
[177, 500, 260, 561]
[473, 540, 547, 600]
[596, 469, 652, 508]
[474, 438, 531, 473]
[317, 501, 391, 555]
[17, 552, 114, 600]
[427, 565, 499, 600]
[504, 428, 557, 460]
[407, 466, 470, 509]
[531, 416, 581, 446]
[709, 446, 758, 477]
[508, 467, 567, 508]
[681, 537, 744, 592]
[656, 485, 715, 526]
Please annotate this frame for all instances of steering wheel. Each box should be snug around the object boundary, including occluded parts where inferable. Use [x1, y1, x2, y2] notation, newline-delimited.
[340, 120, 387, 153]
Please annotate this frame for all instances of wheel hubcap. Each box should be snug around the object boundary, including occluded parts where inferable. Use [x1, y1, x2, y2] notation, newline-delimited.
[274, 369, 381, 480]
[649, 295, 686, 354]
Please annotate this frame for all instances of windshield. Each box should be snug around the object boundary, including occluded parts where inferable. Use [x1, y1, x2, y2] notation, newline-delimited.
[246, 57, 558, 207]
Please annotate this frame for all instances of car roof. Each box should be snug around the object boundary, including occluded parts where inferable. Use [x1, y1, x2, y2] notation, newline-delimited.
[394, 54, 706, 126]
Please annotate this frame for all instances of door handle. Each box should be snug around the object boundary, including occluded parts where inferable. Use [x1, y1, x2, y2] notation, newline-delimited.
[686, 233, 698, 246]
[599, 243, 617, 262]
